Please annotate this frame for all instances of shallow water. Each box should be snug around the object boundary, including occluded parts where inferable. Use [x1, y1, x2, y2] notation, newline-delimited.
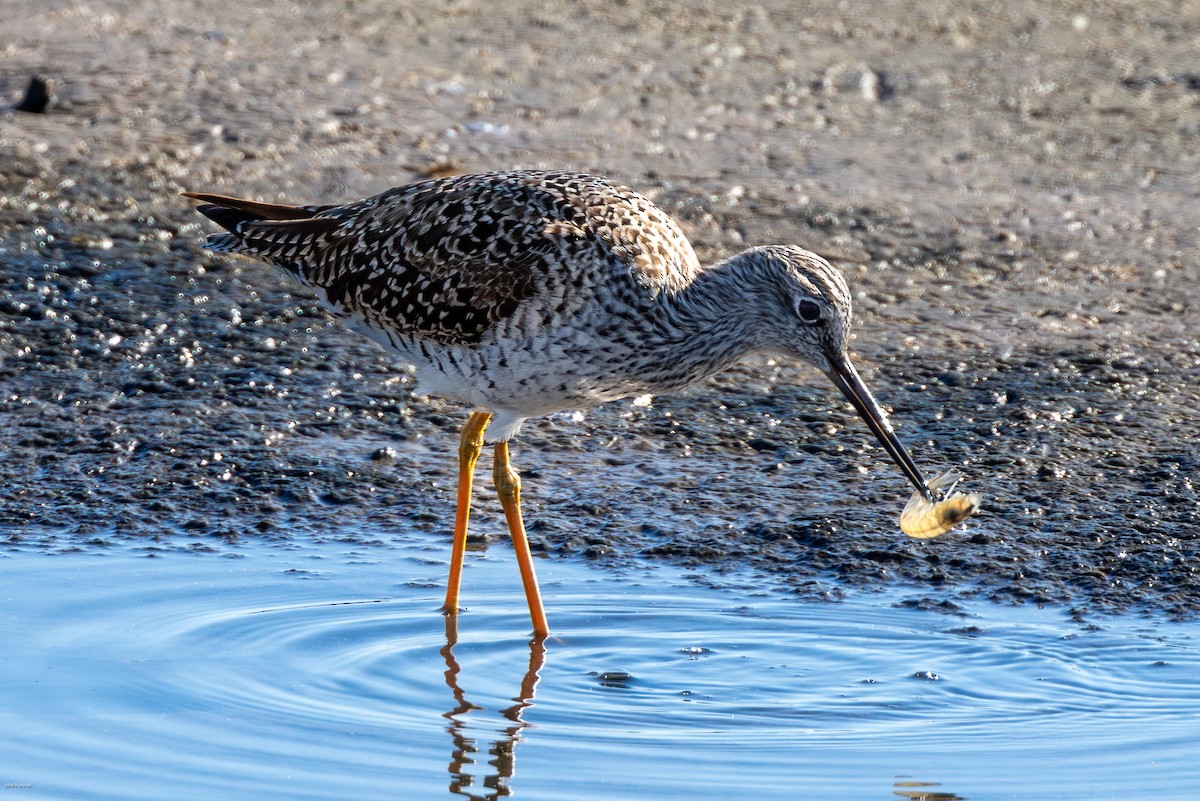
[4, 536, 1198, 800]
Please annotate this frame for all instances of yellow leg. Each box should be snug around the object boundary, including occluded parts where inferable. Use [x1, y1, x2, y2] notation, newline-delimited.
[442, 411, 491, 615]
[493, 440, 550, 638]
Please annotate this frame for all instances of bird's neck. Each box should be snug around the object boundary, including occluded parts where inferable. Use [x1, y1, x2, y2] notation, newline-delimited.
[644, 251, 778, 386]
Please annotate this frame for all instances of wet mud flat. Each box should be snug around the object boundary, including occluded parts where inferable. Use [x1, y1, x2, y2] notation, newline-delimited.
[1, 1, 1197, 616]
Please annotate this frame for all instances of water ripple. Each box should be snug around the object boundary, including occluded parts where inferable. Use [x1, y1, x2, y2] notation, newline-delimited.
[4, 545, 1200, 800]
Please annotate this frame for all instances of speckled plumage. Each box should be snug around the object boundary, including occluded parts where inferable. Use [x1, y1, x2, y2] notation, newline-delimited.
[186, 170, 853, 441]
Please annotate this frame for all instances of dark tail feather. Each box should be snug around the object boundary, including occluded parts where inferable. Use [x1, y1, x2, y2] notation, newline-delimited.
[183, 191, 341, 263]
[181, 192, 330, 225]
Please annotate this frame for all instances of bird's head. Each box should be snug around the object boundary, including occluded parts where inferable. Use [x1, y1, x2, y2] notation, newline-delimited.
[750, 246, 935, 502]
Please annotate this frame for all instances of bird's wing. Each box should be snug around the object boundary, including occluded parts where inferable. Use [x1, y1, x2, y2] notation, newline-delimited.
[187, 171, 698, 344]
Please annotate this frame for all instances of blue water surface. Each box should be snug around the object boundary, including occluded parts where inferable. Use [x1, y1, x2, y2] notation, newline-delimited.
[2, 534, 1197, 800]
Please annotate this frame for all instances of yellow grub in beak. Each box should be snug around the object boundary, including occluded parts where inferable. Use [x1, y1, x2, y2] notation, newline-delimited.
[899, 471, 982, 539]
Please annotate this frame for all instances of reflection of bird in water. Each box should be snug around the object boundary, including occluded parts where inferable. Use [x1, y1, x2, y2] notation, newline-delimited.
[440, 615, 544, 799]
[186, 170, 934, 638]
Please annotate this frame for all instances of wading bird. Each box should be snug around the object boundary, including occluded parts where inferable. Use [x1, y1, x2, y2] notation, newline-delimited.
[186, 170, 937, 638]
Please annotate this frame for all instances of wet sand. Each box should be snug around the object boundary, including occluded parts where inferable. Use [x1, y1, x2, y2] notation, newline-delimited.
[1, 0, 1198, 615]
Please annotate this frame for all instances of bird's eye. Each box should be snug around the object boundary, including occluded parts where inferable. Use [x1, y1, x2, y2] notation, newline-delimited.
[797, 299, 823, 324]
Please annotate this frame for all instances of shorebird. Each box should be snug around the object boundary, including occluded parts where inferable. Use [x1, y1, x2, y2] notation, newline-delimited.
[185, 170, 935, 638]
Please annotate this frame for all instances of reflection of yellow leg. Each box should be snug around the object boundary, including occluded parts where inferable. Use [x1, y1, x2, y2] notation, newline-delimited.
[493, 441, 550, 638]
[442, 411, 491, 615]
[440, 604, 546, 797]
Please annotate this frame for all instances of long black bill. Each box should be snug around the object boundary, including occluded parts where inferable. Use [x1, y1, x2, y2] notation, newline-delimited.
[823, 353, 934, 502]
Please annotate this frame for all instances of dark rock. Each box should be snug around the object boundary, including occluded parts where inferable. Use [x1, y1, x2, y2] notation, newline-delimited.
[15, 76, 54, 113]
